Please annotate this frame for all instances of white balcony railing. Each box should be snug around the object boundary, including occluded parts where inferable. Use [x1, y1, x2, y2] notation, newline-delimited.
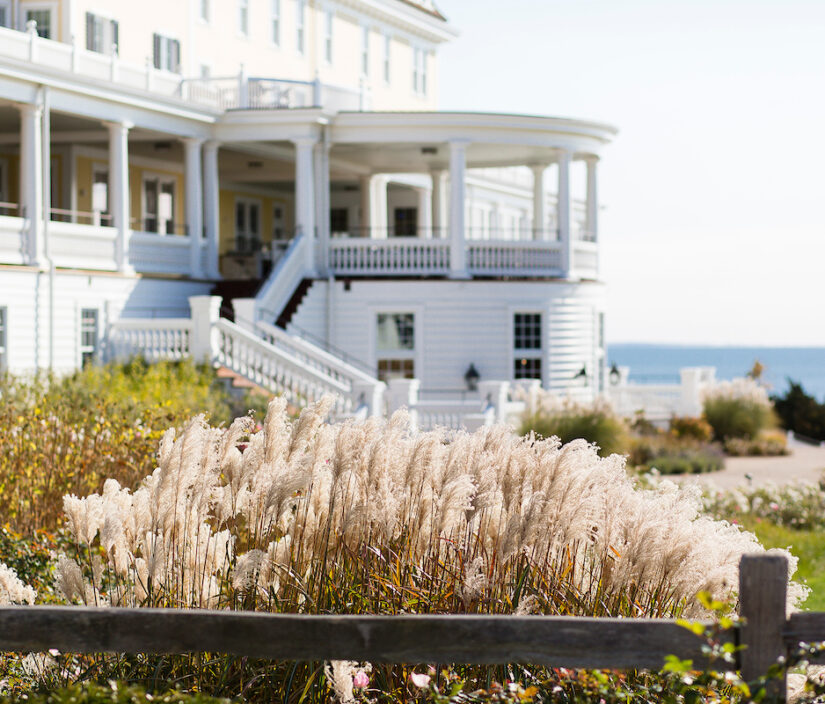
[107, 318, 193, 362]
[467, 240, 563, 276]
[328, 238, 451, 276]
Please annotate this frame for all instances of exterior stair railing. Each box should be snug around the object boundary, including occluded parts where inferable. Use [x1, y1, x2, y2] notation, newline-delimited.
[253, 233, 310, 325]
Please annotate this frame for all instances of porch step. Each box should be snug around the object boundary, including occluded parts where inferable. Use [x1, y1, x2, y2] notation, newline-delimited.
[276, 278, 313, 329]
[210, 279, 263, 321]
[215, 365, 301, 416]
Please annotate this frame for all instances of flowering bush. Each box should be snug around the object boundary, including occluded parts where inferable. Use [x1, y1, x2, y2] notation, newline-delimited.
[669, 416, 714, 442]
[702, 378, 776, 441]
[702, 481, 825, 531]
[723, 430, 788, 457]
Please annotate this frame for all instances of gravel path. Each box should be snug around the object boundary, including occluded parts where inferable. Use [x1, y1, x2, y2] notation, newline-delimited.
[673, 438, 825, 490]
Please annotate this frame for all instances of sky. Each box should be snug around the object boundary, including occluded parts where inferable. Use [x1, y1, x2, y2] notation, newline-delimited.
[436, 0, 825, 346]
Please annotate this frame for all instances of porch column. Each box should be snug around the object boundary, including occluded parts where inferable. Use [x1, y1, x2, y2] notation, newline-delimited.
[557, 148, 573, 277]
[314, 140, 331, 275]
[293, 137, 317, 272]
[19, 102, 43, 266]
[448, 140, 469, 278]
[203, 140, 221, 279]
[585, 156, 599, 243]
[369, 175, 389, 238]
[531, 163, 548, 241]
[182, 137, 204, 278]
[417, 184, 432, 238]
[106, 121, 133, 273]
[431, 169, 447, 238]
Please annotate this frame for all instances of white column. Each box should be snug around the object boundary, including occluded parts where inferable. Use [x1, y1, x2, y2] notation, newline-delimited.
[182, 137, 204, 278]
[557, 149, 573, 277]
[106, 121, 133, 274]
[359, 174, 370, 236]
[531, 164, 548, 241]
[188, 295, 222, 363]
[417, 185, 432, 238]
[369, 175, 388, 238]
[448, 140, 469, 277]
[19, 102, 43, 266]
[314, 141, 330, 275]
[585, 156, 599, 243]
[203, 140, 221, 279]
[293, 137, 317, 272]
[431, 169, 447, 238]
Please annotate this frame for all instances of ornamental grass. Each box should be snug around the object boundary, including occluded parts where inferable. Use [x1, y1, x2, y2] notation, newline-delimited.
[2, 397, 807, 701]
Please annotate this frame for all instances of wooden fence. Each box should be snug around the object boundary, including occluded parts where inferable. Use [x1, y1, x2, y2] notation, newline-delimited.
[1, 555, 822, 702]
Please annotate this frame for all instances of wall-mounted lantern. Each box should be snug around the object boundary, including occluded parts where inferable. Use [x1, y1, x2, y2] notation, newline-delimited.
[464, 363, 480, 391]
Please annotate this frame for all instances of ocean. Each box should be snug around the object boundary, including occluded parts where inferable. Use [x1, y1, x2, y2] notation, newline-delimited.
[607, 345, 825, 401]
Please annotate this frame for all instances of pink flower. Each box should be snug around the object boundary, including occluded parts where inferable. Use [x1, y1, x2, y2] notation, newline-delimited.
[410, 672, 431, 688]
[353, 670, 369, 689]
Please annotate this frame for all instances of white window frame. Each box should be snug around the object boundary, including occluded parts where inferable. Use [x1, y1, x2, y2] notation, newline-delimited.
[383, 33, 391, 84]
[85, 11, 118, 55]
[323, 9, 333, 64]
[369, 306, 424, 381]
[200, 0, 210, 23]
[0, 305, 7, 372]
[0, 0, 13, 29]
[295, 0, 305, 55]
[141, 173, 177, 235]
[79, 307, 99, 367]
[91, 164, 110, 225]
[271, 0, 280, 46]
[239, 0, 249, 36]
[413, 46, 428, 95]
[23, 2, 57, 38]
[360, 24, 370, 76]
[152, 32, 181, 73]
[510, 309, 544, 383]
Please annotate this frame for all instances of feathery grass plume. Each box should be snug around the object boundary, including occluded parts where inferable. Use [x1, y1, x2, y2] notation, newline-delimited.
[51, 394, 805, 699]
[0, 561, 35, 605]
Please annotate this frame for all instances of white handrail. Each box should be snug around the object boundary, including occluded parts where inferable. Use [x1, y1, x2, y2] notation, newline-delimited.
[255, 233, 309, 323]
[255, 320, 380, 387]
[214, 318, 353, 413]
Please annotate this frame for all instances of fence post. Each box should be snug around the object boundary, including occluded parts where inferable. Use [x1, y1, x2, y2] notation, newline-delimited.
[387, 378, 419, 430]
[352, 380, 386, 418]
[189, 295, 222, 364]
[232, 297, 257, 332]
[478, 380, 510, 424]
[739, 554, 788, 702]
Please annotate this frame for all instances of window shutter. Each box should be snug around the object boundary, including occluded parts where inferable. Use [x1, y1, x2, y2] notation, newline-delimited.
[152, 33, 161, 69]
[171, 39, 181, 73]
[111, 20, 119, 54]
[85, 12, 95, 51]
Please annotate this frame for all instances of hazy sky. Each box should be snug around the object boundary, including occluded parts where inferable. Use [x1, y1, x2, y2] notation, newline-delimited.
[436, 0, 825, 346]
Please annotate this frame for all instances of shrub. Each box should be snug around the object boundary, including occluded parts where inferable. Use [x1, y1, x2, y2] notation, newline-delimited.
[723, 431, 788, 457]
[702, 378, 775, 441]
[0, 361, 269, 533]
[669, 415, 713, 442]
[520, 397, 628, 457]
[772, 380, 825, 442]
[16, 397, 800, 701]
[647, 446, 725, 475]
[702, 481, 825, 531]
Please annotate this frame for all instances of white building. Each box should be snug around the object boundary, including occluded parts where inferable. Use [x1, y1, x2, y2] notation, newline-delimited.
[0, 0, 617, 419]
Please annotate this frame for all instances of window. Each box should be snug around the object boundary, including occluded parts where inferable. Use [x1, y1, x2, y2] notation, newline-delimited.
[513, 313, 542, 381]
[0, 306, 6, 371]
[272, 205, 285, 239]
[271, 0, 280, 45]
[25, 8, 53, 38]
[143, 177, 176, 234]
[330, 208, 349, 235]
[0, 1, 12, 28]
[86, 13, 118, 55]
[152, 34, 181, 73]
[80, 309, 98, 367]
[235, 199, 261, 252]
[295, 0, 305, 54]
[413, 47, 427, 95]
[200, 0, 209, 22]
[324, 10, 333, 63]
[376, 313, 415, 382]
[239, 0, 249, 35]
[360, 25, 369, 75]
[383, 34, 391, 83]
[92, 167, 109, 225]
[393, 208, 417, 237]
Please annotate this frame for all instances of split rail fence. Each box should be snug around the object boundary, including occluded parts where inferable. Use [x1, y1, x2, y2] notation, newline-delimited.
[1, 555, 822, 702]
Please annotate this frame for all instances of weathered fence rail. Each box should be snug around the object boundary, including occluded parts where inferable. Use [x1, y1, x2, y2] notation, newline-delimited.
[0, 555, 814, 702]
